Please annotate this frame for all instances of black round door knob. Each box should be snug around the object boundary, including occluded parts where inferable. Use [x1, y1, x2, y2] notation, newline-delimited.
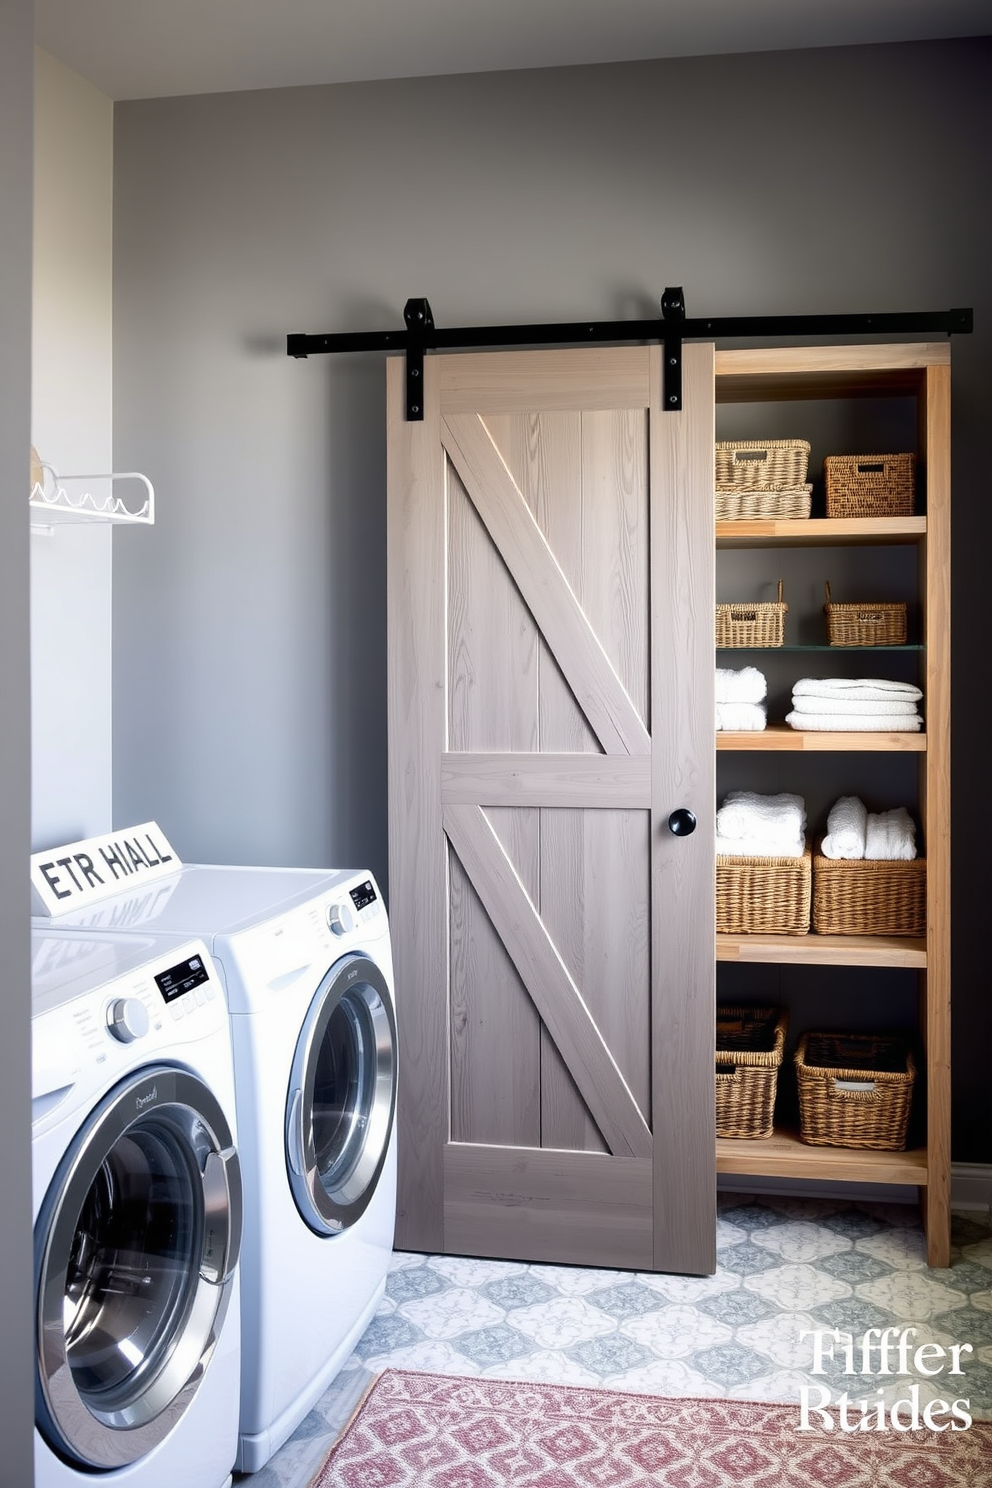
[668, 808, 697, 836]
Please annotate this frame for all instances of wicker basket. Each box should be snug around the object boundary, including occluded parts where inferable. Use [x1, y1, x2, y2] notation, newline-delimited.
[716, 439, 811, 491]
[824, 453, 916, 518]
[823, 581, 908, 646]
[716, 1005, 788, 1139]
[812, 851, 926, 937]
[716, 485, 813, 522]
[716, 580, 787, 648]
[795, 1031, 916, 1150]
[716, 844, 811, 935]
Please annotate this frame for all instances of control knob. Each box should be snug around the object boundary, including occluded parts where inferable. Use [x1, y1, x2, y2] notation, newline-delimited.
[108, 997, 150, 1044]
[327, 900, 355, 937]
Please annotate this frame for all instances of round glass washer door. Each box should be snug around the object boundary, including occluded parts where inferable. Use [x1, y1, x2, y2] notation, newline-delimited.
[286, 952, 397, 1236]
[34, 1065, 242, 1471]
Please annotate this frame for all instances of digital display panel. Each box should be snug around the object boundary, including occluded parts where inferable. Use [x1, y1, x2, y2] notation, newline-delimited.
[154, 954, 210, 1004]
[349, 880, 377, 911]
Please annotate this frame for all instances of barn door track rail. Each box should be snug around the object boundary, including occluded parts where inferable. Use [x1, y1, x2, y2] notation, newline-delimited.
[287, 291, 973, 419]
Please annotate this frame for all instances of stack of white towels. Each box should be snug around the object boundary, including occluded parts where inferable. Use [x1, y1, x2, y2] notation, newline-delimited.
[716, 791, 807, 857]
[820, 796, 918, 860]
[785, 677, 923, 732]
[715, 667, 767, 731]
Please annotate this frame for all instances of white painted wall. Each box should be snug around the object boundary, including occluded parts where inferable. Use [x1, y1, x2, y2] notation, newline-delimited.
[31, 48, 114, 850]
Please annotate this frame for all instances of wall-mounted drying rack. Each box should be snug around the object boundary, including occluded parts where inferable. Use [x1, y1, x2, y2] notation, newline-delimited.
[30, 464, 155, 532]
[287, 290, 973, 420]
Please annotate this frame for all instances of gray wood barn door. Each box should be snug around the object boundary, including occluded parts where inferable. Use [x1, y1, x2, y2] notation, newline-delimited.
[387, 343, 716, 1274]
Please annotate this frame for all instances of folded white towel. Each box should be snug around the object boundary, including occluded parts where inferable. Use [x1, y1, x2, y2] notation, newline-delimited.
[865, 807, 917, 861]
[716, 702, 767, 731]
[790, 694, 921, 717]
[715, 666, 767, 705]
[820, 796, 868, 859]
[716, 834, 806, 859]
[716, 791, 807, 843]
[792, 677, 923, 703]
[786, 710, 922, 732]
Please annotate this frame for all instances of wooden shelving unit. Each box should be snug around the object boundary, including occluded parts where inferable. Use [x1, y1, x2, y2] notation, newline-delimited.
[714, 343, 951, 1267]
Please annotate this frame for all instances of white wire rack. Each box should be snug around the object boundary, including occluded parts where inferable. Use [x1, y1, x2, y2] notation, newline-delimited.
[30, 463, 155, 530]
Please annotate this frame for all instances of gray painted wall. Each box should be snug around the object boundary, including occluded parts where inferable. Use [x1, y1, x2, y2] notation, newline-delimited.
[0, 0, 39, 1477]
[113, 38, 991, 1160]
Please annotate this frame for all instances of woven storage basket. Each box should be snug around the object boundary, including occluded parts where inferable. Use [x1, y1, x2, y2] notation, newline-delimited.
[715, 1005, 788, 1139]
[823, 581, 908, 646]
[716, 844, 811, 935]
[795, 1031, 916, 1150]
[716, 439, 811, 491]
[716, 485, 813, 521]
[716, 580, 787, 648]
[824, 453, 916, 518]
[812, 851, 926, 937]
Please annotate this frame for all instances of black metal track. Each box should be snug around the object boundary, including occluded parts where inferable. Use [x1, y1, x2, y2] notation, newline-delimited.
[286, 293, 973, 419]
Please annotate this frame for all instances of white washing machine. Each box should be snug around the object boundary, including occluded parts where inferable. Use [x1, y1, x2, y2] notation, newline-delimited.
[31, 928, 243, 1488]
[39, 863, 398, 1474]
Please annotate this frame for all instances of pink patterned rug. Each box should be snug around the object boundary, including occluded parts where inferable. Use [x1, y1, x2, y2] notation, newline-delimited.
[309, 1369, 992, 1487]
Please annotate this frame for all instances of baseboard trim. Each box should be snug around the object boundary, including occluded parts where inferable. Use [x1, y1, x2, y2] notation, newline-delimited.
[717, 1162, 992, 1212]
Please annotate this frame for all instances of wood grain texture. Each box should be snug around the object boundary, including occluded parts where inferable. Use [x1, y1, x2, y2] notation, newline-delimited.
[716, 1131, 928, 1185]
[717, 934, 927, 968]
[922, 359, 951, 1268]
[443, 1144, 653, 1269]
[441, 412, 650, 756]
[443, 802, 652, 1160]
[717, 725, 927, 752]
[716, 517, 927, 548]
[438, 346, 652, 414]
[649, 341, 717, 1274]
[440, 753, 651, 807]
[386, 353, 448, 1252]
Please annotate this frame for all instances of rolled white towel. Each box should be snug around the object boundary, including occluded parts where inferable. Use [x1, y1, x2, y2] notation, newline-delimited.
[716, 702, 767, 731]
[792, 677, 923, 703]
[716, 834, 806, 859]
[865, 807, 917, 861]
[821, 796, 868, 859]
[786, 710, 922, 732]
[716, 790, 806, 843]
[790, 694, 921, 717]
[715, 666, 767, 705]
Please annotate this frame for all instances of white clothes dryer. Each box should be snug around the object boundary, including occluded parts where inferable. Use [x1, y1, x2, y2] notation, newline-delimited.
[38, 864, 398, 1474]
[31, 929, 243, 1488]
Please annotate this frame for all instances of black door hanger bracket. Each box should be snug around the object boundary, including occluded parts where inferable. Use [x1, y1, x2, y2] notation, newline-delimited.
[287, 293, 973, 421]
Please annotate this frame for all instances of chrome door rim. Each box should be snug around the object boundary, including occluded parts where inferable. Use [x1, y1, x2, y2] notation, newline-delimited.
[286, 953, 397, 1235]
[35, 1065, 242, 1470]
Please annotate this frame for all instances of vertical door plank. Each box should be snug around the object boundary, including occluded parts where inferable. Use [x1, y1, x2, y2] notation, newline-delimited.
[649, 342, 718, 1274]
[386, 354, 448, 1252]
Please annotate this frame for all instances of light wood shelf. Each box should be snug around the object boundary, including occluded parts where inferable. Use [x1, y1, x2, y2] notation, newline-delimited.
[717, 516, 926, 548]
[717, 723, 926, 752]
[716, 1128, 928, 1186]
[714, 342, 950, 1267]
[717, 933, 926, 968]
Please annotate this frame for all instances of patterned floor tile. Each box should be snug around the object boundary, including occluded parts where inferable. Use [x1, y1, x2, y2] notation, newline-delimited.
[634, 1269, 741, 1303]
[620, 1304, 732, 1359]
[398, 1286, 504, 1339]
[744, 1263, 851, 1312]
[714, 1240, 783, 1276]
[385, 1265, 449, 1304]
[715, 1216, 749, 1249]
[856, 1272, 968, 1321]
[350, 1313, 423, 1359]
[750, 1220, 853, 1265]
[962, 1238, 992, 1270]
[715, 1200, 789, 1231]
[820, 1207, 891, 1241]
[482, 1274, 557, 1310]
[729, 1368, 819, 1403]
[932, 1260, 992, 1298]
[817, 1250, 895, 1285]
[735, 1312, 820, 1370]
[482, 1350, 601, 1387]
[427, 1255, 525, 1287]
[528, 1264, 624, 1295]
[931, 1305, 992, 1349]
[582, 1281, 662, 1321]
[810, 1298, 901, 1335]
[359, 1339, 482, 1375]
[602, 1358, 721, 1397]
[454, 1323, 537, 1368]
[697, 1288, 778, 1328]
[690, 1342, 775, 1389]
[565, 1334, 654, 1375]
[504, 1296, 617, 1349]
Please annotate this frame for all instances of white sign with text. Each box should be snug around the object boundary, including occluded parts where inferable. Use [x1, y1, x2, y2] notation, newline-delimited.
[31, 822, 182, 917]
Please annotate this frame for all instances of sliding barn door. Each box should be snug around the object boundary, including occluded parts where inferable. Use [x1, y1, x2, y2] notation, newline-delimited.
[387, 343, 716, 1274]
